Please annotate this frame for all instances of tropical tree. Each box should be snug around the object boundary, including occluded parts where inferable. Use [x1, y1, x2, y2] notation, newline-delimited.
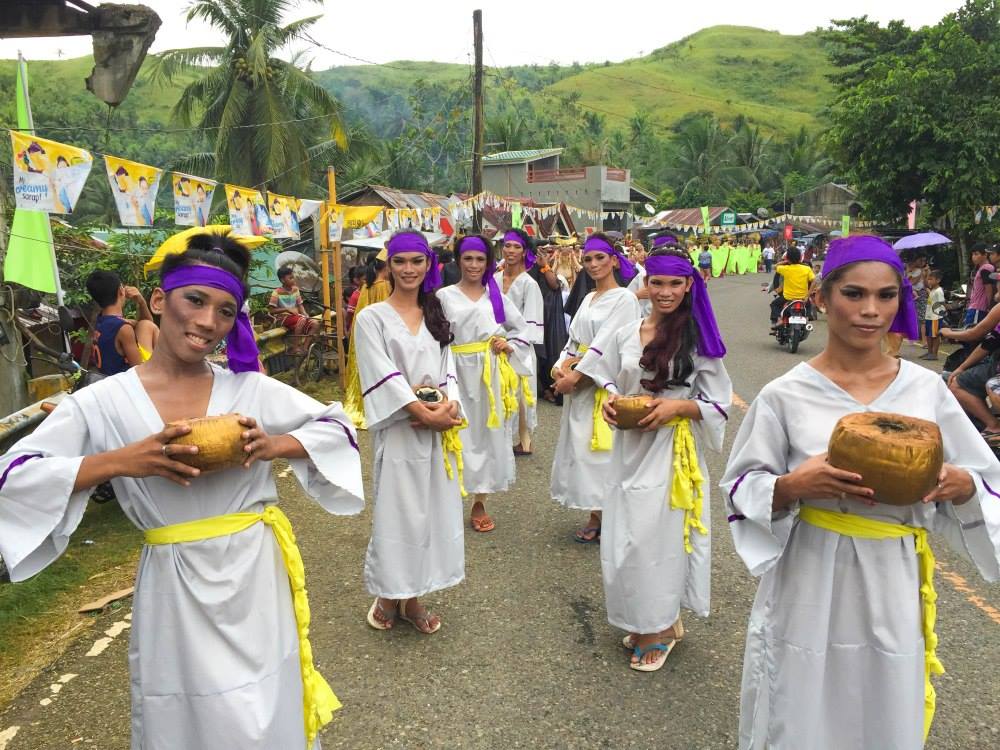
[148, 0, 345, 195]
[666, 116, 744, 204]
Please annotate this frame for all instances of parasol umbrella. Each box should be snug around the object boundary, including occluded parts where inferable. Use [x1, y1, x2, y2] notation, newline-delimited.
[892, 232, 952, 250]
[143, 225, 269, 277]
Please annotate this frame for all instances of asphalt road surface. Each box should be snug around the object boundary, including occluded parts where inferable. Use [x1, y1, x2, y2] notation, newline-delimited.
[2, 273, 999, 749]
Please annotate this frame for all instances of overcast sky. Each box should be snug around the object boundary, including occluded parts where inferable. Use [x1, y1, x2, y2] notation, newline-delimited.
[1, 0, 965, 68]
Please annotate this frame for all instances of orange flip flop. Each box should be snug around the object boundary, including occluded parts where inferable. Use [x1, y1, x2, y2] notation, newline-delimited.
[470, 516, 495, 532]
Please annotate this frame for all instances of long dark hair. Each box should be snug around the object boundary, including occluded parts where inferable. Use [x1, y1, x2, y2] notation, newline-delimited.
[638, 248, 698, 392]
[160, 231, 250, 297]
[386, 229, 453, 346]
[364, 255, 387, 288]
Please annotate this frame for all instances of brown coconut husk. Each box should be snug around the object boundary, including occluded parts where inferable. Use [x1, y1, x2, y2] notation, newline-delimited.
[827, 412, 943, 506]
[167, 414, 248, 472]
[613, 394, 654, 430]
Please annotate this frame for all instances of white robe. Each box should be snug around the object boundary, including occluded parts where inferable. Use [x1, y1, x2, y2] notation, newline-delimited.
[626, 264, 652, 316]
[550, 288, 642, 510]
[436, 285, 534, 495]
[0, 366, 365, 750]
[578, 319, 731, 633]
[720, 361, 1000, 750]
[495, 270, 544, 434]
[353, 302, 465, 599]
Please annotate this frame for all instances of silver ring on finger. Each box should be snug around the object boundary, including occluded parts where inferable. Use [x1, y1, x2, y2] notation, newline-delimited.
[162, 444, 169, 457]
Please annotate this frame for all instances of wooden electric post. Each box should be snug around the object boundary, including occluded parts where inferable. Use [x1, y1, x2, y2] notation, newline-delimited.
[324, 167, 347, 387]
[472, 9, 484, 231]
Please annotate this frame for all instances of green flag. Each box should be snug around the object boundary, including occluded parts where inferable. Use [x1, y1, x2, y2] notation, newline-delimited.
[512, 202, 522, 229]
[4, 56, 60, 296]
[841, 215, 851, 237]
[700, 206, 711, 234]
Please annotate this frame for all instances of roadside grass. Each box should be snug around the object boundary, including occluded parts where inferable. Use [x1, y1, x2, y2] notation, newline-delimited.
[0, 498, 141, 707]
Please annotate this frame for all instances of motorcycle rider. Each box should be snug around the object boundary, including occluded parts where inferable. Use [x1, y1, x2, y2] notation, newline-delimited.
[769, 246, 815, 330]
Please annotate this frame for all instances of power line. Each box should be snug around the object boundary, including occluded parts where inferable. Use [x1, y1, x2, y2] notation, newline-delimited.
[0, 111, 340, 136]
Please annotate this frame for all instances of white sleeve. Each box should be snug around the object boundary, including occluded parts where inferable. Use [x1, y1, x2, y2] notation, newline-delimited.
[252, 374, 364, 516]
[605, 292, 643, 332]
[500, 296, 535, 378]
[690, 357, 733, 453]
[354, 307, 418, 431]
[0, 396, 93, 581]
[576, 324, 623, 395]
[928, 378, 1000, 581]
[719, 394, 795, 577]
[521, 277, 545, 345]
[439, 345, 465, 421]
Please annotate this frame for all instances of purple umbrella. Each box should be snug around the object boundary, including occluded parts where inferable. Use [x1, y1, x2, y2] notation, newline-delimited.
[892, 232, 952, 250]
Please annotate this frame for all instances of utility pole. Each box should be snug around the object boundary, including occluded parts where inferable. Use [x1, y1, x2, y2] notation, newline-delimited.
[472, 9, 484, 232]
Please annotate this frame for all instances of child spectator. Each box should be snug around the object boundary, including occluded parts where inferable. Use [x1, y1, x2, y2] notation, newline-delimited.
[269, 266, 319, 354]
[922, 270, 945, 361]
[85, 270, 159, 376]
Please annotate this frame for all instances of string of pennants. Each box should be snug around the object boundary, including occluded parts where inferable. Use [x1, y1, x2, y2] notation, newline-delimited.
[651, 213, 881, 235]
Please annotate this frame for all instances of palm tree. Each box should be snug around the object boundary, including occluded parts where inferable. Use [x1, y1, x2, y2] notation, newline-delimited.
[666, 116, 744, 204]
[731, 124, 772, 191]
[148, 0, 345, 195]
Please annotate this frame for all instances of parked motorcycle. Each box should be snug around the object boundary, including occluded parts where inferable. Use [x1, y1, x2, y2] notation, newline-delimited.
[771, 297, 813, 353]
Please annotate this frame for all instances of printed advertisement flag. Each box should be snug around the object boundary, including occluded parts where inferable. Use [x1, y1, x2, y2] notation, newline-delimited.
[225, 184, 272, 237]
[172, 172, 216, 227]
[104, 155, 162, 226]
[268, 193, 302, 239]
[10, 131, 92, 214]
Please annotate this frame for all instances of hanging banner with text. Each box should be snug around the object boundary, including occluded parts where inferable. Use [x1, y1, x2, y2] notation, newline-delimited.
[105, 155, 163, 227]
[172, 172, 216, 227]
[225, 184, 272, 237]
[10, 131, 93, 214]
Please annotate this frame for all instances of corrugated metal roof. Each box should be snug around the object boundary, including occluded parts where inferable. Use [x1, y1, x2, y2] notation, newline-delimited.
[481, 148, 564, 164]
[651, 206, 733, 226]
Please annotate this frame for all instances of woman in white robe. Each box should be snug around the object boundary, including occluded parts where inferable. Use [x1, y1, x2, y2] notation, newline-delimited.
[721, 235, 1000, 750]
[437, 234, 534, 532]
[354, 230, 465, 635]
[0, 234, 365, 750]
[552, 233, 643, 542]
[495, 228, 544, 455]
[579, 248, 732, 671]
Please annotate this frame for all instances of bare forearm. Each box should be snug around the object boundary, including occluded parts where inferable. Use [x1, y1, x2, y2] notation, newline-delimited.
[268, 433, 307, 460]
[133, 296, 153, 322]
[677, 399, 702, 421]
[74, 451, 126, 492]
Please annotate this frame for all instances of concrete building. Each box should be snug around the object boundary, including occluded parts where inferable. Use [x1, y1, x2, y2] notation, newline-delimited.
[791, 182, 863, 220]
[481, 148, 652, 231]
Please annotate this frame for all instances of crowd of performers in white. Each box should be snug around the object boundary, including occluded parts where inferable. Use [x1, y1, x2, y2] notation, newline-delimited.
[0, 226, 998, 750]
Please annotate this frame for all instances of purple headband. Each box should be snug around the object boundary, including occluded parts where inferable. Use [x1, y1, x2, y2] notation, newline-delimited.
[161, 264, 260, 374]
[821, 235, 919, 340]
[644, 255, 726, 358]
[652, 235, 678, 249]
[503, 230, 535, 268]
[457, 235, 506, 324]
[387, 232, 441, 292]
[583, 236, 637, 282]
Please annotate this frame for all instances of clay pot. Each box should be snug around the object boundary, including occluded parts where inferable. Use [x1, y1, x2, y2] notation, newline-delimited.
[613, 394, 654, 430]
[167, 414, 248, 473]
[827, 412, 943, 506]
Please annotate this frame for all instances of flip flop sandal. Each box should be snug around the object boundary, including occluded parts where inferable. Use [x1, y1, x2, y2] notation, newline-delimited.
[513, 446, 533, 456]
[629, 640, 676, 673]
[574, 526, 601, 544]
[470, 516, 496, 532]
[366, 598, 396, 631]
[622, 618, 684, 650]
[399, 605, 442, 635]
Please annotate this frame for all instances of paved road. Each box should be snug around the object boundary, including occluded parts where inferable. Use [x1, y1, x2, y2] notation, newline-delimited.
[2, 274, 999, 749]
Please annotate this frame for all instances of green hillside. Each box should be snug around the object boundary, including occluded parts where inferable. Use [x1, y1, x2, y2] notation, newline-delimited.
[548, 26, 835, 135]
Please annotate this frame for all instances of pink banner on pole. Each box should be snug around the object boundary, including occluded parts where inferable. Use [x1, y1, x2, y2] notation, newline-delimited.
[907, 200, 917, 230]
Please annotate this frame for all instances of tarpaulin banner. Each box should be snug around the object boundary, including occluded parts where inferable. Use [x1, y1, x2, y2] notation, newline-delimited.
[298, 199, 323, 222]
[268, 193, 302, 239]
[225, 184, 272, 237]
[10, 131, 93, 214]
[385, 208, 400, 231]
[172, 172, 216, 227]
[105, 155, 162, 227]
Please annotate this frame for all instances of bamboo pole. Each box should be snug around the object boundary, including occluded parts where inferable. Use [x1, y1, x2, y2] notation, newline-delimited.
[326, 167, 347, 387]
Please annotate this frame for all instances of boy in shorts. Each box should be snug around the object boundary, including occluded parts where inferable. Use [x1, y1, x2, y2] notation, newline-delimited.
[921, 270, 944, 361]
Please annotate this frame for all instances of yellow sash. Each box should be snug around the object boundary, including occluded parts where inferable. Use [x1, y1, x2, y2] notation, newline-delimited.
[450, 339, 519, 428]
[798, 505, 943, 741]
[665, 417, 707, 554]
[441, 421, 468, 498]
[578, 345, 613, 452]
[144, 506, 338, 747]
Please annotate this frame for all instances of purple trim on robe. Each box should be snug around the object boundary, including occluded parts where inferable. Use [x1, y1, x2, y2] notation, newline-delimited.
[526, 320, 545, 327]
[0, 453, 43, 492]
[603, 382, 615, 390]
[588, 347, 604, 356]
[983, 479, 1000, 501]
[728, 513, 747, 523]
[728, 469, 753, 502]
[696, 393, 728, 421]
[316, 418, 360, 452]
[509, 337, 531, 347]
[362, 371, 402, 397]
